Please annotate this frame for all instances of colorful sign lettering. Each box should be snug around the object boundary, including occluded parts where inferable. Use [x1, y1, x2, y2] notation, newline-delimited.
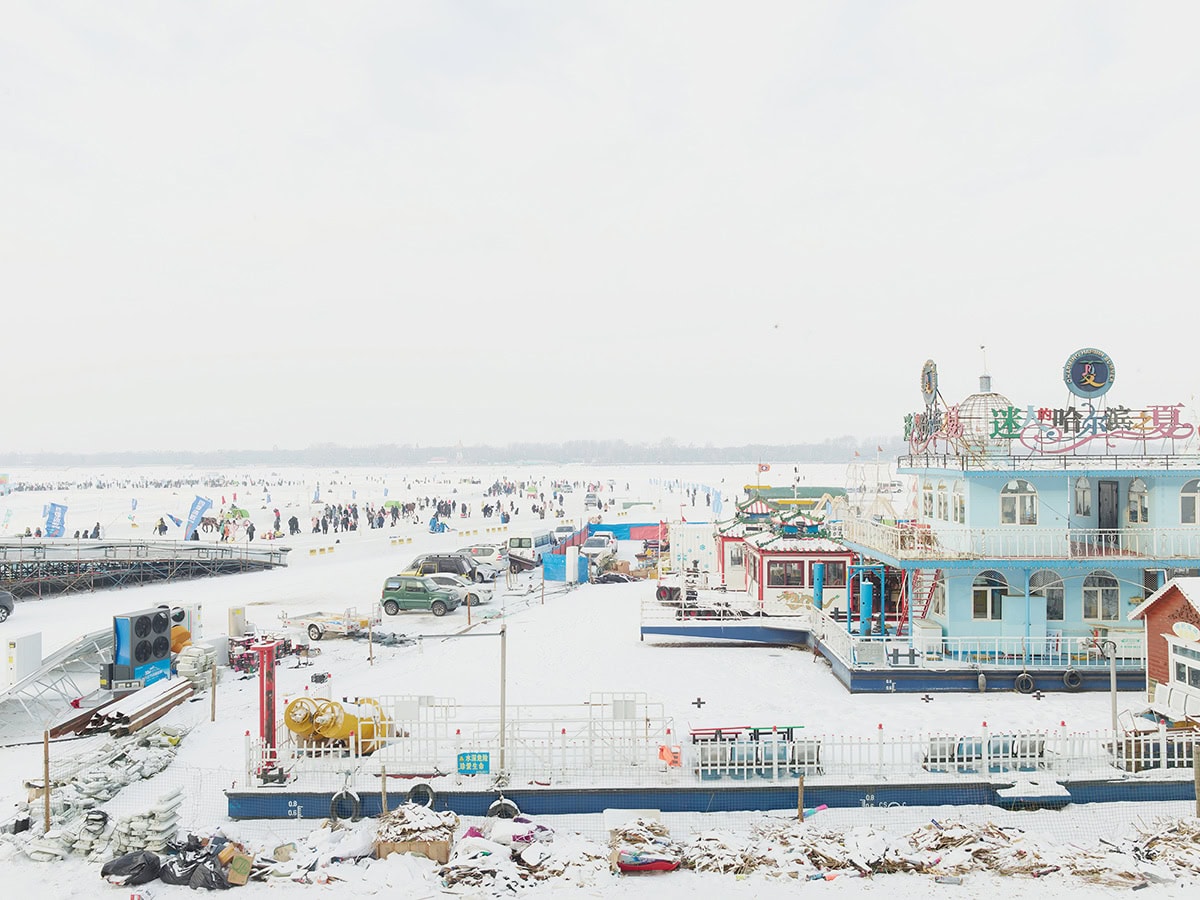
[1064, 348, 1115, 399]
[989, 403, 1194, 453]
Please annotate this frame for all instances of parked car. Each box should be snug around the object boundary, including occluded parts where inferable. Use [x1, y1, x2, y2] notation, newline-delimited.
[406, 552, 499, 583]
[584, 492, 600, 508]
[455, 544, 508, 570]
[0, 590, 14, 623]
[426, 572, 493, 606]
[552, 524, 577, 543]
[579, 535, 616, 563]
[380, 574, 461, 617]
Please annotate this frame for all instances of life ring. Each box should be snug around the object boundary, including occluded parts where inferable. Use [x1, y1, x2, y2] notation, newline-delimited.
[1063, 668, 1083, 690]
[406, 783, 435, 808]
[329, 788, 361, 822]
[486, 797, 520, 819]
[1014, 673, 1035, 694]
[656, 586, 670, 602]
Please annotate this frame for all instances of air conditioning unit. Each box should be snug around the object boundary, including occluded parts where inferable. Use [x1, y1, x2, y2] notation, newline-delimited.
[167, 603, 202, 640]
[113, 607, 171, 687]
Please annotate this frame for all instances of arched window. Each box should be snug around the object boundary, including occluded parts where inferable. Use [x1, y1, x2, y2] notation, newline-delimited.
[922, 481, 934, 518]
[1000, 480, 1038, 526]
[1182, 479, 1200, 525]
[1128, 479, 1149, 524]
[1030, 569, 1064, 621]
[952, 481, 965, 524]
[1074, 478, 1091, 517]
[936, 481, 949, 521]
[1083, 570, 1120, 621]
[973, 570, 1007, 620]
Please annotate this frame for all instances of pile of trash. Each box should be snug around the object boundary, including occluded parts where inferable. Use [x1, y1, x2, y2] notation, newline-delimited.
[377, 803, 459, 843]
[440, 814, 608, 893]
[2, 726, 188, 863]
[611, 816, 682, 872]
[671, 816, 1200, 885]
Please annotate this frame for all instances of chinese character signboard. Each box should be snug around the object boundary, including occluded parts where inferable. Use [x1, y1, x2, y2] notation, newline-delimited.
[457, 751, 491, 774]
[990, 402, 1194, 453]
[1064, 347, 1115, 399]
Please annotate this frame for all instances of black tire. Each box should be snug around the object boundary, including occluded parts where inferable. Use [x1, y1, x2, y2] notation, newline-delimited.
[329, 789, 361, 823]
[308, 624, 323, 641]
[487, 797, 520, 819]
[431, 600, 448, 617]
[474, 570, 485, 583]
[383, 600, 399, 616]
[656, 586, 670, 602]
[406, 783, 435, 808]
[1063, 668, 1083, 690]
[1015, 673, 1035, 694]
[0, 607, 9, 623]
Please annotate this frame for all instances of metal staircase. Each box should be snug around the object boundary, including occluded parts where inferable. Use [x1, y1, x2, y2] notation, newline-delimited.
[896, 569, 942, 634]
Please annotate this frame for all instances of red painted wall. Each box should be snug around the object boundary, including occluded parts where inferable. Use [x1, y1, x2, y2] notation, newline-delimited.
[1143, 590, 1200, 685]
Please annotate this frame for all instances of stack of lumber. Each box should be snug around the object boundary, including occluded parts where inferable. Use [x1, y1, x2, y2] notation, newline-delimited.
[50, 678, 194, 739]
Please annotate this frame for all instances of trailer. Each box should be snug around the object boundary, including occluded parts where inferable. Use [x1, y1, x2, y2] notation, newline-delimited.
[279, 607, 381, 642]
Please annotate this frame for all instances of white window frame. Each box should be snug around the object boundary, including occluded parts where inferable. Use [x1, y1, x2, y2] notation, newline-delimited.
[1000, 480, 1038, 526]
[922, 481, 934, 518]
[1082, 570, 1120, 621]
[936, 482, 949, 521]
[1030, 569, 1064, 621]
[952, 481, 965, 524]
[972, 570, 1007, 621]
[1182, 479, 1200, 525]
[1074, 477, 1091, 517]
[1128, 479, 1149, 525]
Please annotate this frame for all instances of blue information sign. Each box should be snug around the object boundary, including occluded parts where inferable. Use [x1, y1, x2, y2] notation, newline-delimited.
[457, 751, 491, 774]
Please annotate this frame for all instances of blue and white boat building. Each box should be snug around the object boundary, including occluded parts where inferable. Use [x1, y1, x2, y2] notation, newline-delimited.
[836, 349, 1200, 692]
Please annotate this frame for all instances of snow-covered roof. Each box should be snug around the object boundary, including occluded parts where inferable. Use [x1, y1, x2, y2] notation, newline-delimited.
[743, 531, 847, 554]
[1129, 577, 1200, 621]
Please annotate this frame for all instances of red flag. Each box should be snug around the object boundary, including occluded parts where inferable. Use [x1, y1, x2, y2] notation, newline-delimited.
[854, 451, 860, 457]
[757, 463, 770, 473]
[876, 446, 883, 453]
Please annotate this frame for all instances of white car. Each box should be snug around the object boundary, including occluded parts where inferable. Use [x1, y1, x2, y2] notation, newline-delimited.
[553, 524, 578, 543]
[456, 544, 508, 570]
[425, 573, 493, 606]
[579, 535, 617, 562]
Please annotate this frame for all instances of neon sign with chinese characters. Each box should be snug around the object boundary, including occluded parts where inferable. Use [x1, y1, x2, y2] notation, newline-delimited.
[990, 403, 1194, 454]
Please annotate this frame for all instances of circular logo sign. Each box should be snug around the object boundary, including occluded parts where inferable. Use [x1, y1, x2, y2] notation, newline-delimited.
[920, 359, 938, 406]
[1064, 348, 1115, 399]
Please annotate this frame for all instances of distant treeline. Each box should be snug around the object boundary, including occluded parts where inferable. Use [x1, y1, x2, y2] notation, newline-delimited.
[2, 437, 905, 468]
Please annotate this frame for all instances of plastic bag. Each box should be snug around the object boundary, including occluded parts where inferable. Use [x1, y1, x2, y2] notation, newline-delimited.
[159, 857, 199, 885]
[100, 850, 161, 885]
[187, 857, 231, 890]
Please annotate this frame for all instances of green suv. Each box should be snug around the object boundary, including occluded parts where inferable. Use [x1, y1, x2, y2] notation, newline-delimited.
[381, 574, 461, 617]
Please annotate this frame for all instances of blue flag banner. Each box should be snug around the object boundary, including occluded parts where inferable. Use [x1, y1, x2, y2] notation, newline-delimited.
[352, 490, 357, 500]
[167, 514, 183, 528]
[184, 495, 213, 540]
[383, 488, 389, 497]
[131, 498, 138, 511]
[266, 493, 271, 503]
[45, 503, 68, 538]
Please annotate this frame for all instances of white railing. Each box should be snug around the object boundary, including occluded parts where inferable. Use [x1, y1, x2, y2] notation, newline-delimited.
[248, 722, 1198, 787]
[806, 607, 1145, 670]
[900, 453, 1200, 473]
[842, 516, 1200, 561]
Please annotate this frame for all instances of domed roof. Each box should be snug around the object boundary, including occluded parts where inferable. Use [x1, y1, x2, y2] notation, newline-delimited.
[958, 375, 1013, 456]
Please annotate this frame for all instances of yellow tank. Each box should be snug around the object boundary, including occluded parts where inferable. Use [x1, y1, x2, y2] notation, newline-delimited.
[310, 698, 391, 754]
[283, 697, 321, 739]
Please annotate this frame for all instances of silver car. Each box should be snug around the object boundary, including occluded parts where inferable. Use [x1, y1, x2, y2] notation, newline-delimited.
[425, 572, 493, 607]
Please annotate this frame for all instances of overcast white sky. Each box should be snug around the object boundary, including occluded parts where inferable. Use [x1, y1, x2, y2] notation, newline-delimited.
[3, 2, 1199, 454]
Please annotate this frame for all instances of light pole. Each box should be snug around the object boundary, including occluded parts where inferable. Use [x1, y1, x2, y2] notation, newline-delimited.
[1100, 638, 1118, 737]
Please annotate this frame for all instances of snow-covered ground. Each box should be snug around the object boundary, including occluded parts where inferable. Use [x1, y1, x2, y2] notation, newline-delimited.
[0, 464, 1193, 898]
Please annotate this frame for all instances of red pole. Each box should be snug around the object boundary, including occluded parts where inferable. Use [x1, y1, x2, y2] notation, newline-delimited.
[251, 641, 280, 769]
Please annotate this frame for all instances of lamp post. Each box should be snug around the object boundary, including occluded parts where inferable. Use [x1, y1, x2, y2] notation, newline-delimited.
[1100, 638, 1118, 737]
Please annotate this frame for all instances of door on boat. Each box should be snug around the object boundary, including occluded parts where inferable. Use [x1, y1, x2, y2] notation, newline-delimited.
[1098, 480, 1119, 551]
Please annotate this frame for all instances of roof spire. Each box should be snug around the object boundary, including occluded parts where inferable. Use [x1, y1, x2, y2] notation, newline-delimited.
[979, 344, 991, 392]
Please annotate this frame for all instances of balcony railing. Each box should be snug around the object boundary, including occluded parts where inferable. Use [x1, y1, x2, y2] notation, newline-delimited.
[841, 516, 1200, 561]
[899, 452, 1200, 472]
